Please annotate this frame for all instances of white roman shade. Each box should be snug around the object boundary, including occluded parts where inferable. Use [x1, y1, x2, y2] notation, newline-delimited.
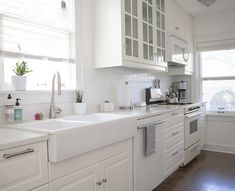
[0, 0, 74, 61]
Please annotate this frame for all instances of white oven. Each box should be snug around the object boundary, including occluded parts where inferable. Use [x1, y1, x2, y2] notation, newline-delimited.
[184, 111, 201, 149]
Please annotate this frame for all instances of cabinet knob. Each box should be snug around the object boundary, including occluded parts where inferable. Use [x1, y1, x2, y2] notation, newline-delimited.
[97, 181, 102, 185]
[175, 26, 180, 30]
[102, 178, 107, 183]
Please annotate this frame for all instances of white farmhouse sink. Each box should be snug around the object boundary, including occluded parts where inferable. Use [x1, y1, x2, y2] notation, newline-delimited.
[12, 114, 137, 162]
[60, 113, 128, 122]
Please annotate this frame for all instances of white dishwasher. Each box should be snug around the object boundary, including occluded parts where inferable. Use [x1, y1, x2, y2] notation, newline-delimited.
[134, 114, 165, 191]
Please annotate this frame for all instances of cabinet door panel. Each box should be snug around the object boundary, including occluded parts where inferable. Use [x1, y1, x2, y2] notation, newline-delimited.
[49, 164, 100, 191]
[101, 151, 132, 191]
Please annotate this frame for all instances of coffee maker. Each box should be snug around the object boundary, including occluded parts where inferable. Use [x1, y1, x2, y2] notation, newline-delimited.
[172, 81, 187, 103]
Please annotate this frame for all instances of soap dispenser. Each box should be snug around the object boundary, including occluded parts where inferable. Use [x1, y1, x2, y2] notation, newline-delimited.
[5, 94, 14, 123]
[14, 98, 23, 121]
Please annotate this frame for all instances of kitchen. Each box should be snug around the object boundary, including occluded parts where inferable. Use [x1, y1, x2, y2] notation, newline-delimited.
[0, 0, 235, 191]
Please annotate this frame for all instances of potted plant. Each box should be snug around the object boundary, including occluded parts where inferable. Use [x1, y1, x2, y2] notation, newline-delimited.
[74, 89, 86, 114]
[12, 61, 32, 91]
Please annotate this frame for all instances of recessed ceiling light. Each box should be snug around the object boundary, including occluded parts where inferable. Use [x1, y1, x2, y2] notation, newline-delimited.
[198, 0, 218, 7]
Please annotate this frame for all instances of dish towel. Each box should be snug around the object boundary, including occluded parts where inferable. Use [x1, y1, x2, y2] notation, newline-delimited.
[144, 124, 156, 156]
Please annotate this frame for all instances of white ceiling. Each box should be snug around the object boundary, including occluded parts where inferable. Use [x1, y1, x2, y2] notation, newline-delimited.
[174, 0, 235, 16]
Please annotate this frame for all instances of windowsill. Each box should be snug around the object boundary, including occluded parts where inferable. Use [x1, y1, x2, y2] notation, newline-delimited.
[207, 111, 235, 117]
[0, 90, 75, 94]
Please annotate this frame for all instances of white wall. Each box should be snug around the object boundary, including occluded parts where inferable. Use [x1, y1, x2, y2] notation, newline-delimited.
[194, 9, 235, 154]
[75, 0, 173, 112]
[195, 9, 235, 43]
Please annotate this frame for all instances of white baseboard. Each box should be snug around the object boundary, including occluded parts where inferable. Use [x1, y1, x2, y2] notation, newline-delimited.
[203, 144, 235, 154]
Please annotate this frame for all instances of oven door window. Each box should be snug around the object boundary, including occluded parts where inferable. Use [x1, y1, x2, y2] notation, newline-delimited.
[190, 119, 198, 134]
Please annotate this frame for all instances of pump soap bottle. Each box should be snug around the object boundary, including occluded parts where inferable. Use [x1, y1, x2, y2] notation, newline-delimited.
[14, 99, 23, 121]
[5, 94, 14, 123]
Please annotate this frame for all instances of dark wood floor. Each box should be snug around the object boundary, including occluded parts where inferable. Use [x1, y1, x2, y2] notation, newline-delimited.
[154, 151, 235, 191]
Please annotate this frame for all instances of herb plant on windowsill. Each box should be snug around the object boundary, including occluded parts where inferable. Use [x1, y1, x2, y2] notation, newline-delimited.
[12, 61, 33, 91]
[74, 89, 86, 114]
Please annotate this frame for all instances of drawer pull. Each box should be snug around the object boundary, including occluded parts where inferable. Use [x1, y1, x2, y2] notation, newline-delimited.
[172, 112, 180, 116]
[3, 148, 35, 159]
[97, 181, 102, 186]
[172, 131, 180, 136]
[172, 151, 179, 157]
[102, 178, 107, 183]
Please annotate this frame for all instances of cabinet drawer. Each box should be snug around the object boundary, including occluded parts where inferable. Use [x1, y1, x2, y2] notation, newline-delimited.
[163, 124, 183, 138]
[163, 141, 184, 161]
[164, 114, 184, 129]
[164, 149, 184, 175]
[0, 142, 48, 191]
[164, 159, 184, 179]
[163, 126, 184, 150]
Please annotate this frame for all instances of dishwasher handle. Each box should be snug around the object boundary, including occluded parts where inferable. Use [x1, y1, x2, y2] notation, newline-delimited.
[138, 120, 165, 129]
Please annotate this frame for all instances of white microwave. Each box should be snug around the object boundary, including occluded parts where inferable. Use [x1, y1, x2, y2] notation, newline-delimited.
[168, 35, 189, 67]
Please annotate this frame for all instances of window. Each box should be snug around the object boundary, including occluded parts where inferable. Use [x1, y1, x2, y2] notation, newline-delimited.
[0, 0, 76, 90]
[201, 49, 235, 112]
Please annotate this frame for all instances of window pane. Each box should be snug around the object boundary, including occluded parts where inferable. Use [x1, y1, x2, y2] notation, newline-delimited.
[201, 49, 235, 77]
[202, 80, 235, 111]
[3, 57, 76, 90]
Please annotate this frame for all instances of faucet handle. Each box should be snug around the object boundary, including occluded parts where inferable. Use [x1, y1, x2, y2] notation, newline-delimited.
[55, 106, 62, 114]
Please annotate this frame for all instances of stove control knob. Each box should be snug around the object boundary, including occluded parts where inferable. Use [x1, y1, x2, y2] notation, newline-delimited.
[196, 106, 200, 109]
[189, 108, 193, 111]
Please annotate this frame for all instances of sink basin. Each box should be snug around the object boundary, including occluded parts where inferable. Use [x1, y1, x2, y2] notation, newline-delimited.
[11, 114, 137, 162]
[14, 120, 91, 132]
[60, 113, 128, 122]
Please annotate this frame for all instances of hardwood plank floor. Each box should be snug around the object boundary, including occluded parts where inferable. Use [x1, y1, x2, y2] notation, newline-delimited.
[154, 151, 235, 191]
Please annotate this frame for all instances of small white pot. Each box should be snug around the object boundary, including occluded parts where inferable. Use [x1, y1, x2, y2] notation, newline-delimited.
[11, 76, 27, 91]
[74, 103, 86, 115]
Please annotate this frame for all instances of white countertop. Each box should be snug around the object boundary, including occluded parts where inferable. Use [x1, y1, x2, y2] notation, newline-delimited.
[111, 105, 185, 119]
[0, 127, 49, 151]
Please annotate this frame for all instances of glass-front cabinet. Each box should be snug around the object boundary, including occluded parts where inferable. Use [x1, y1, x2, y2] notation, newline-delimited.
[124, 0, 140, 60]
[94, 0, 167, 71]
[139, 0, 167, 69]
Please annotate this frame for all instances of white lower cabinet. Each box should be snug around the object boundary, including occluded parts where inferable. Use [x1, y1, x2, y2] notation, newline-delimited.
[100, 151, 132, 191]
[49, 164, 100, 191]
[32, 184, 49, 191]
[49, 144, 132, 191]
[0, 142, 48, 191]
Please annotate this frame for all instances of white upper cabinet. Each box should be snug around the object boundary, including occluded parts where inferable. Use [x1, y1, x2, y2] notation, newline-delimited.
[165, 0, 194, 75]
[94, 0, 167, 72]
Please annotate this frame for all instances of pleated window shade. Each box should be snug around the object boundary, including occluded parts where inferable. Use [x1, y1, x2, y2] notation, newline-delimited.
[0, 0, 76, 90]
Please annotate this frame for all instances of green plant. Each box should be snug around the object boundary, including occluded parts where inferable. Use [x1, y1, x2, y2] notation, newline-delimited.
[75, 89, 84, 103]
[12, 61, 32, 76]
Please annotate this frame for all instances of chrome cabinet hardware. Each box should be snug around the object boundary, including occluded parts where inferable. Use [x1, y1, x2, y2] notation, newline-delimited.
[172, 150, 179, 157]
[97, 181, 102, 186]
[171, 112, 180, 116]
[3, 148, 34, 159]
[138, 120, 165, 129]
[172, 131, 180, 136]
[102, 178, 107, 183]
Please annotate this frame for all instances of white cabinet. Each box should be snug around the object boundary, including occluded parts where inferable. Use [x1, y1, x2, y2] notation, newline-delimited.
[49, 164, 100, 191]
[94, 0, 167, 71]
[165, 0, 194, 75]
[32, 184, 49, 191]
[162, 110, 184, 179]
[49, 140, 133, 191]
[0, 142, 48, 191]
[101, 151, 132, 191]
[50, 151, 132, 191]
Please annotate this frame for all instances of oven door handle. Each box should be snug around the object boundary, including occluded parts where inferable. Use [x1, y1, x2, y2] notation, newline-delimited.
[185, 112, 202, 118]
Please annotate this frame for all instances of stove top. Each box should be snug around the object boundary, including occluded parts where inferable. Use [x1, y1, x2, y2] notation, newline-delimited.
[156, 102, 193, 106]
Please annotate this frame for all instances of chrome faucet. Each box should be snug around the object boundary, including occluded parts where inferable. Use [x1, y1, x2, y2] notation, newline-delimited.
[49, 72, 62, 118]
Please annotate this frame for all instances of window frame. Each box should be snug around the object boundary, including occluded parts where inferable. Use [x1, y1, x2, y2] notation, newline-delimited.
[199, 48, 235, 114]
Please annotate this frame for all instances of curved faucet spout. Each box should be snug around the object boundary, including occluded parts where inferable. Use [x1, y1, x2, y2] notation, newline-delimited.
[49, 72, 62, 119]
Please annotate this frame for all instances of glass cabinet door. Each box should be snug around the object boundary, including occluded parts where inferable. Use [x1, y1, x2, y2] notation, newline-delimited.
[142, 0, 154, 61]
[154, 0, 166, 63]
[124, 0, 139, 58]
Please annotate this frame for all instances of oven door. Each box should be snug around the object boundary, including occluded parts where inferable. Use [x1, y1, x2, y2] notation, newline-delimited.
[184, 111, 201, 149]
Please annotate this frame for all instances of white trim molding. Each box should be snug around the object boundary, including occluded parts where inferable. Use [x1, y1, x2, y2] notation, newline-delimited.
[203, 143, 235, 154]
